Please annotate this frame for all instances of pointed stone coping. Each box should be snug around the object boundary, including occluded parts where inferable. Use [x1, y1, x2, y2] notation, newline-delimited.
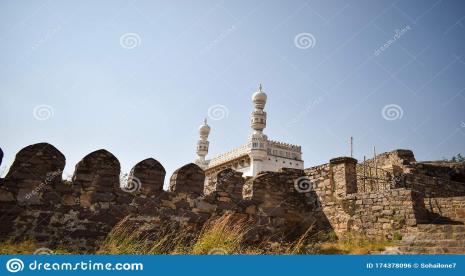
[5, 142, 65, 182]
[210, 168, 244, 199]
[129, 158, 166, 196]
[169, 163, 205, 195]
[72, 149, 120, 191]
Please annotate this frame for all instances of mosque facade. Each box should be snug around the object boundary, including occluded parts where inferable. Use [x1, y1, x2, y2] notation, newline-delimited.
[194, 85, 304, 178]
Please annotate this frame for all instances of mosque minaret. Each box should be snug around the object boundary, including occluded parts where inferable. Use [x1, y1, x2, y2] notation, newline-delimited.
[195, 118, 210, 169]
[195, 84, 303, 178]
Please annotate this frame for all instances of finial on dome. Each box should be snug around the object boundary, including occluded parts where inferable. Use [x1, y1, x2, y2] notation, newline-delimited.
[199, 118, 211, 137]
[252, 83, 267, 106]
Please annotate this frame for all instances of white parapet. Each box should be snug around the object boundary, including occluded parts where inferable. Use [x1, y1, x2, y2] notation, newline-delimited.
[207, 143, 251, 168]
[267, 140, 302, 160]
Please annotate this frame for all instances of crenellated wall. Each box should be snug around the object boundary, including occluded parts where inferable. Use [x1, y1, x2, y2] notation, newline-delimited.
[0, 143, 332, 250]
[0, 143, 464, 251]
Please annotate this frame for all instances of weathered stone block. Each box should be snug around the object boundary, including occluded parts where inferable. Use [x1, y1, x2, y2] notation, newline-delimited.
[72, 149, 120, 192]
[169, 163, 205, 195]
[128, 158, 165, 197]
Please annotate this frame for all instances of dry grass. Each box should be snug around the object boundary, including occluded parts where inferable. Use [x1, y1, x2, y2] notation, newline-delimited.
[0, 218, 390, 255]
[97, 217, 193, 254]
[0, 238, 76, 254]
[192, 214, 249, 254]
[0, 239, 38, 254]
[314, 232, 390, 254]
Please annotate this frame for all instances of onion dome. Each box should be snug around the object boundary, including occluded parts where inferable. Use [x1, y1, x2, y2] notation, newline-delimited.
[252, 84, 267, 106]
[199, 118, 210, 136]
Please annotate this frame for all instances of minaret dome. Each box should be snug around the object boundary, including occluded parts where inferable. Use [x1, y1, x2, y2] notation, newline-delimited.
[252, 83, 267, 109]
[199, 118, 210, 138]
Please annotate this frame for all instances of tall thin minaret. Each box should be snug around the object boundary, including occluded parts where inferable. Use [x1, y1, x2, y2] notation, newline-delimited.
[250, 84, 267, 135]
[249, 84, 268, 176]
[195, 118, 210, 169]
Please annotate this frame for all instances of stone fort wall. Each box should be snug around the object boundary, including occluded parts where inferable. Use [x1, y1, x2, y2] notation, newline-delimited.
[0, 143, 464, 251]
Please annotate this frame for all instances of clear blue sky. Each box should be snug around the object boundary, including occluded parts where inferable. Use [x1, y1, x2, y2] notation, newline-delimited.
[1, 0, 464, 181]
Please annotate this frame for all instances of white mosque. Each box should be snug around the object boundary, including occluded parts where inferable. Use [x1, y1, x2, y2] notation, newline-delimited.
[194, 85, 303, 178]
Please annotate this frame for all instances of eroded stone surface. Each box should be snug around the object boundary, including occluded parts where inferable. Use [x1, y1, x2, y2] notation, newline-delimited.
[169, 163, 205, 195]
[128, 158, 165, 197]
